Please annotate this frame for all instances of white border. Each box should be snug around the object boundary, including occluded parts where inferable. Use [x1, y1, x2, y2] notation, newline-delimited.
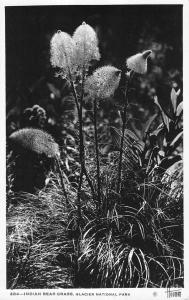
[0, 0, 6, 297]
[183, 0, 189, 295]
[0, 0, 186, 5]
[1, 1, 188, 300]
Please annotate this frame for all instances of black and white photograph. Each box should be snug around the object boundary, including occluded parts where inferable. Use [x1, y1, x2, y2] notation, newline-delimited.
[1, 1, 188, 298]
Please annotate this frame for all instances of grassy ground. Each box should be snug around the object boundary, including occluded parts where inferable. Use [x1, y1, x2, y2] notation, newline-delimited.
[6, 151, 183, 288]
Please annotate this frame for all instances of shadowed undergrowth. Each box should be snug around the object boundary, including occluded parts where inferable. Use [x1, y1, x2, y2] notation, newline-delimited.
[6, 157, 183, 288]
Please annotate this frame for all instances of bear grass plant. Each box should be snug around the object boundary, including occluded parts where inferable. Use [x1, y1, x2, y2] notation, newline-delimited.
[6, 21, 183, 288]
[6, 156, 183, 288]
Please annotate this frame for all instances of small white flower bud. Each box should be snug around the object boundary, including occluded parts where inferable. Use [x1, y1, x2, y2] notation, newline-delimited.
[126, 50, 152, 74]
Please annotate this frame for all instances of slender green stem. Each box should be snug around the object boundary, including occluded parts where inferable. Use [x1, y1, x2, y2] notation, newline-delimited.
[71, 77, 95, 230]
[71, 80, 84, 230]
[94, 98, 101, 214]
[71, 80, 95, 199]
[71, 81, 80, 113]
[80, 72, 95, 198]
[117, 75, 130, 194]
[70, 78, 85, 285]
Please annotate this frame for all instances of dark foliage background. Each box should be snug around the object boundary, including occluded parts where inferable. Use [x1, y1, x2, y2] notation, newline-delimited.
[6, 5, 182, 138]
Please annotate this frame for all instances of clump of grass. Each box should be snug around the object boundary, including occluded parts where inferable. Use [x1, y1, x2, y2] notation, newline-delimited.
[6, 150, 183, 288]
[7, 171, 77, 289]
[76, 165, 183, 288]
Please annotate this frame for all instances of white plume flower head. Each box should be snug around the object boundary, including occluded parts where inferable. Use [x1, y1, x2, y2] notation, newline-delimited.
[73, 21, 101, 71]
[9, 128, 60, 158]
[85, 66, 121, 99]
[126, 50, 152, 74]
[50, 30, 76, 80]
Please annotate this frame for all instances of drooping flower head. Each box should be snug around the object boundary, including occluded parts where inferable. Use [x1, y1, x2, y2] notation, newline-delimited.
[126, 50, 152, 74]
[85, 66, 121, 99]
[73, 22, 100, 71]
[50, 30, 76, 81]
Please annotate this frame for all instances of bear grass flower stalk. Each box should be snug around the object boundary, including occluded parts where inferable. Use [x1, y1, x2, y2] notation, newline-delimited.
[50, 22, 101, 283]
[72, 22, 100, 219]
[50, 22, 100, 215]
[86, 66, 121, 214]
[117, 50, 152, 193]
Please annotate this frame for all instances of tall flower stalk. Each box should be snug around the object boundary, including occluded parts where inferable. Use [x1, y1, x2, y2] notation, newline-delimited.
[117, 50, 152, 194]
[93, 97, 101, 214]
[72, 71, 95, 225]
[116, 72, 131, 194]
[50, 23, 101, 285]
[86, 66, 121, 215]
[72, 22, 100, 220]
[50, 22, 99, 218]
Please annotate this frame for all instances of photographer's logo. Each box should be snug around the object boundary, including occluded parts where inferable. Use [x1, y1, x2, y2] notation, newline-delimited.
[165, 288, 182, 298]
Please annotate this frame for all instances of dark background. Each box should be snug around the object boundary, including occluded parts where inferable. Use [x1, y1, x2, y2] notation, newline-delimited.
[5, 5, 183, 137]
